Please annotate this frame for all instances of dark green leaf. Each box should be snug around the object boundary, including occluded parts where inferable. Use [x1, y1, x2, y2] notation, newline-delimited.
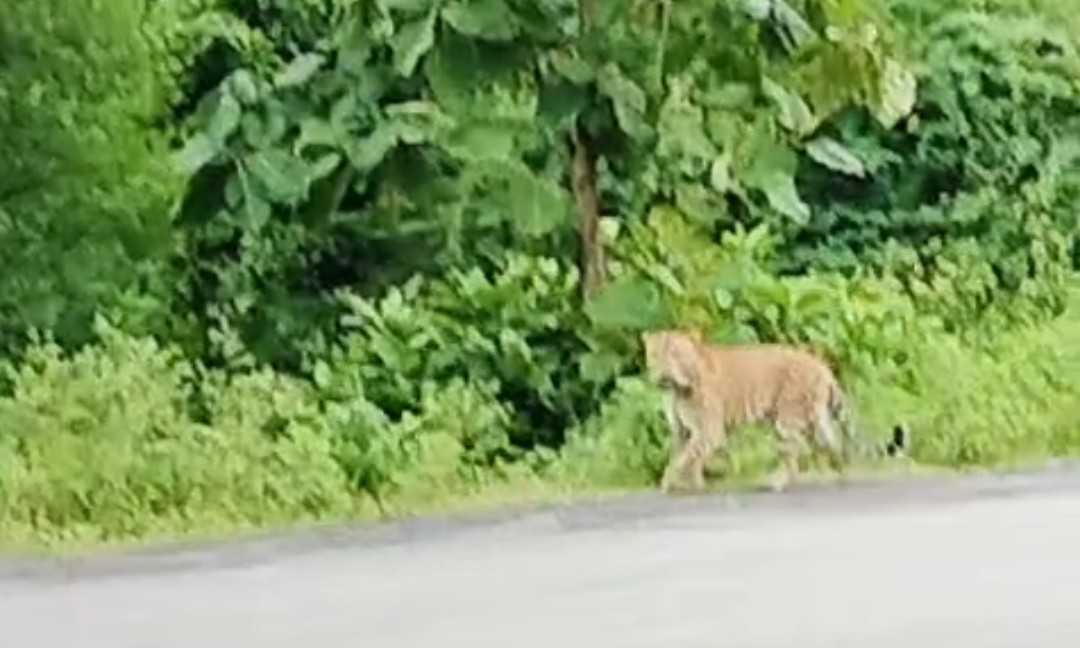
[538, 79, 588, 129]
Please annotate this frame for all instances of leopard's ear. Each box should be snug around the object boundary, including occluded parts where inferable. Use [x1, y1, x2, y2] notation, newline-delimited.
[664, 332, 702, 389]
[799, 342, 837, 371]
[684, 327, 705, 343]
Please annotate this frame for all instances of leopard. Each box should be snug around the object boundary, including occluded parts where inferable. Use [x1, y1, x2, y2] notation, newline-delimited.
[642, 328, 909, 494]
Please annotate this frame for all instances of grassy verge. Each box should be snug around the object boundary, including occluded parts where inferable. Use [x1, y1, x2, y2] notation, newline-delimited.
[4, 289, 1080, 554]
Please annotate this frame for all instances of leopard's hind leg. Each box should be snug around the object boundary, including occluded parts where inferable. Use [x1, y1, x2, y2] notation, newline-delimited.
[768, 418, 811, 492]
[813, 404, 847, 475]
[662, 416, 726, 493]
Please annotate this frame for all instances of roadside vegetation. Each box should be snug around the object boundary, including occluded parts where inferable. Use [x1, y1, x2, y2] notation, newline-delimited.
[4, 0, 1080, 548]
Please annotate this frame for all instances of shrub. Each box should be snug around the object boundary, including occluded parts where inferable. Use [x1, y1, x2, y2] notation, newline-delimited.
[0, 321, 352, 545]
[551, 377, 669, 489]
[0, 1, 185, 350]
[789, 3, 1080, 330]
[855, 312, 1080, 467]
[310, 253, 604, 450]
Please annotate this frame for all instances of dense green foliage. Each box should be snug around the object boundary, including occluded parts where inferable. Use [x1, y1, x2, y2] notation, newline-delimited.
[3, 0, 1080, 547]
[0, 1, 182, 347]
[792, 2, 1080, 329]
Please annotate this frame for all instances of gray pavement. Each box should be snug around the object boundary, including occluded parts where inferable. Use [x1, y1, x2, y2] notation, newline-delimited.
[3, 465, 1080, 647]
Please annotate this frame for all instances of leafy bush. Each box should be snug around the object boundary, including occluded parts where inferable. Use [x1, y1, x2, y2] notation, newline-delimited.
[599, 208, 930, 384]
[162, 0, 918, 368]
[311, 253, 602, 450]
[551, 378, 669, 488]
[790, 3, 1080, 329]
[855, 309, 1080, 467]
[0, 321, 352, 545]
[0, 1, 186, 350]
[558, 205, 1080, 485]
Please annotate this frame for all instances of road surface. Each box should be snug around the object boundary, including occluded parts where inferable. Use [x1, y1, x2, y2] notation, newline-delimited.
[3, 465, 1080, 647]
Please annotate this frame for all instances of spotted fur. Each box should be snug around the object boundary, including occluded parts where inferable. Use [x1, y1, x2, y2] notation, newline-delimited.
[642, 329, 908, 493]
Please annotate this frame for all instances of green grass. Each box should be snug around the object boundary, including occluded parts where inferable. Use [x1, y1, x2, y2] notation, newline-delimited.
[5, 289, 1080, 555]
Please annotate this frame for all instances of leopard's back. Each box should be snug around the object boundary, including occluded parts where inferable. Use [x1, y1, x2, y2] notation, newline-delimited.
[696, 343, 839, 428]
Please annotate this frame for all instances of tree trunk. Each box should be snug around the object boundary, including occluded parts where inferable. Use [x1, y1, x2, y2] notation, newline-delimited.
[572, 0, 605, 300]
[571, 124, 605, 300]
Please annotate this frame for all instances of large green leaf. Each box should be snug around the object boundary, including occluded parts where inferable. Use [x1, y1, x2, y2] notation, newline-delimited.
[227, 69, 260, 105]
[657, 79, 718, 174]
[550, 51, 595, 85]
[381, 0, 436, 14]
[585, 277, 669, 330]
[274, 53, 325, 89]
[506, 166, 570, 237]
[308, 153, 343, 183]
[240, 192, 271, 230]
[761, 77, 815, 136]
[761, 174, 810, 224]
[385, 100, 454, 144]
[348, 123, 400, 172]
[424, 31, 526, 114]
[173, 134, 219, 174]
[805, 136, 866, 178]
[674, 183, 728, 226]
[872, 58, 917, 129]
[579, 350, 625, 383]
[441, 119, 518, 161]
[766, 0, 817, 52]
[442, 0, 517, 41]
[597, 64, 651, 141]
[295, 118, 340, 153]
[245, 149, 310, 205]
[741, 139, 810, 224]
[538, 78, 589, 129]
[207, 92, 242, 144]
[391, 10, 437, 77]
[710, 154, 734, 193]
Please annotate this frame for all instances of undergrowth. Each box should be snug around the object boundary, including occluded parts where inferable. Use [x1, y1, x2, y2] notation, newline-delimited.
[5, 0, 1080, 551]
[3, 267, 1080, 550]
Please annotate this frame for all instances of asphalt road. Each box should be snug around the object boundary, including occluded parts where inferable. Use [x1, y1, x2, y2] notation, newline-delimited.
[4, 465, 1080, 647]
